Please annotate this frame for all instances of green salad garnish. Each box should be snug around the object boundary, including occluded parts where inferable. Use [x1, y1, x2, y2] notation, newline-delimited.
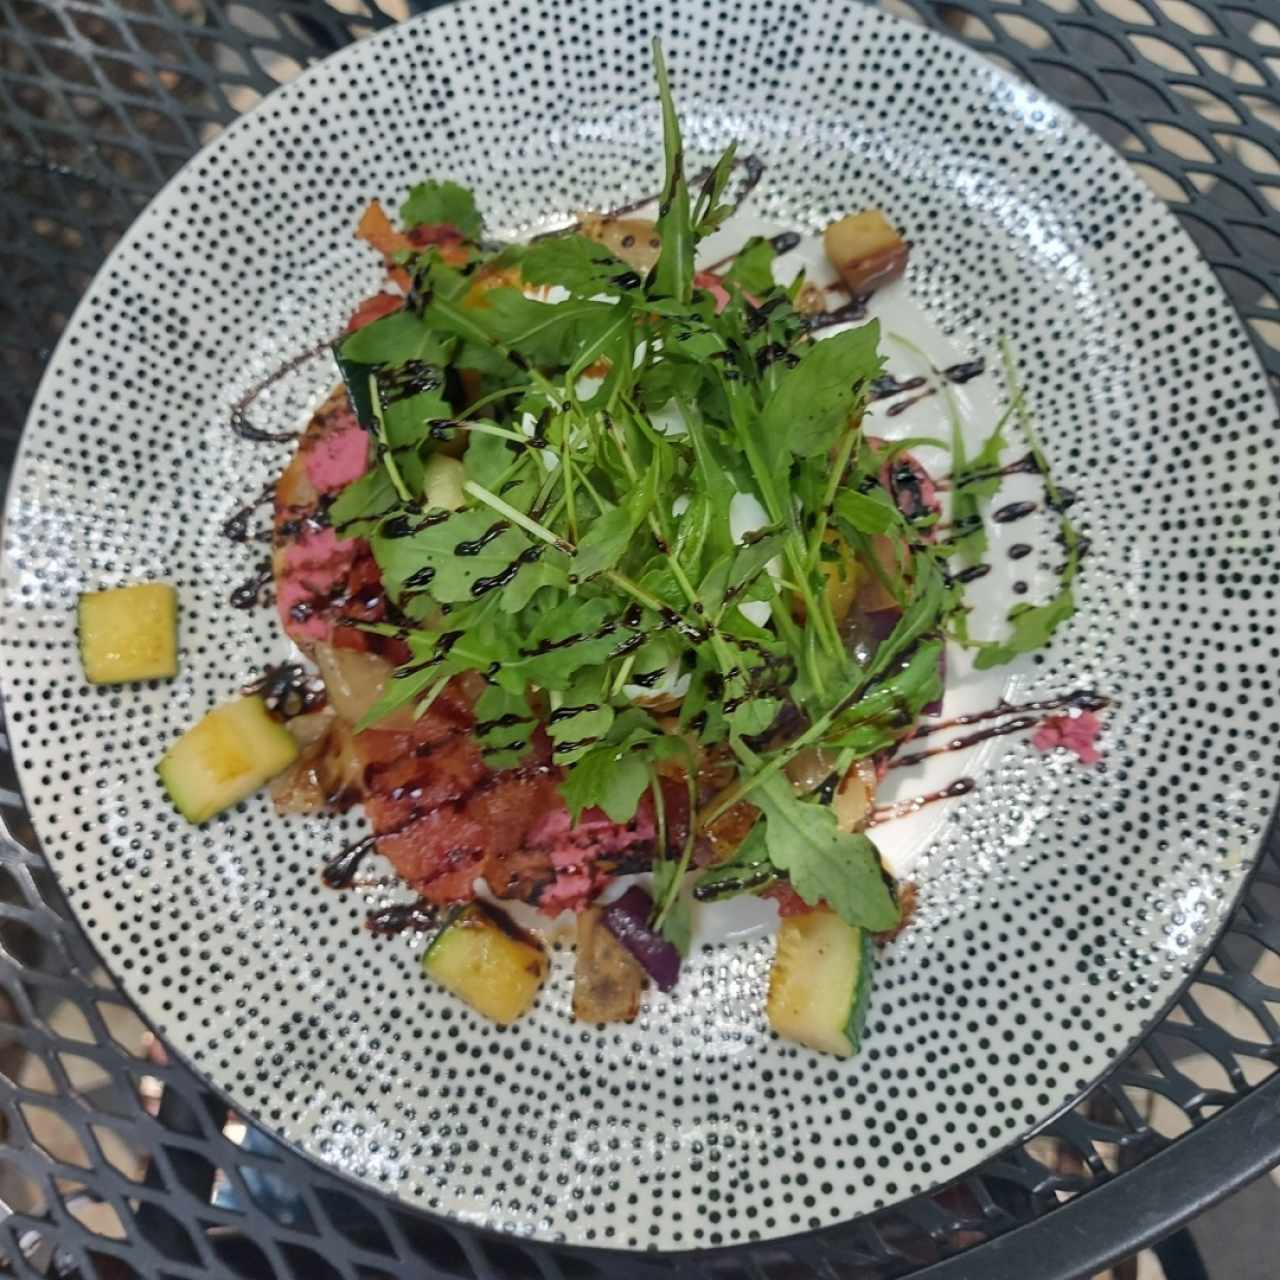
[326, 41, 1079, 947]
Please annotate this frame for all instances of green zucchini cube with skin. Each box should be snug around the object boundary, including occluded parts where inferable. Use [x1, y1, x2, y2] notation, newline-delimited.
[157, 695, 299, 824]
[766, 909, 875, 1058]
[423, 902, 549, 1024]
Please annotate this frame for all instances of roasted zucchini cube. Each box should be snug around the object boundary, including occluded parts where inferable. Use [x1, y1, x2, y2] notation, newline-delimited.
[423, 902, 548, 1025]
[157, 695, 299, 824]
[78, 583, 178, 685]
[766, 909, 874, 1058]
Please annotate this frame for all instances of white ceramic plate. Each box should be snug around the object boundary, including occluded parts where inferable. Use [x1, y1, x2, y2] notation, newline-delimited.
[3, 0, 1276, 1250]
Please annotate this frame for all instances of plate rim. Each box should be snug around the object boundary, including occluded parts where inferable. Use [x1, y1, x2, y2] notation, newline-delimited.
[2, 0, 1277, 1254]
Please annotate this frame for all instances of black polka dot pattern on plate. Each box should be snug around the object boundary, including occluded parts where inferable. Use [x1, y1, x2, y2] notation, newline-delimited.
[0, 0, 1276, 1250]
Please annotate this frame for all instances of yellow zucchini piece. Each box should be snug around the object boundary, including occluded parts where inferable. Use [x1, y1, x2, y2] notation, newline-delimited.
[423, 902, 548, 1025]
[78, 583, 178, 684]
[157, 696, 299, 824]
[766, 909, 874, 1058]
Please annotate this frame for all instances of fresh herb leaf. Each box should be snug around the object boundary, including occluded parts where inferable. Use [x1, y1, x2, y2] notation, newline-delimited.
[691, 142, 740, 239]
[378, 382, 452, 495]
[573, 459, 659, 579]
[340, 310, 450, 366]
[560, 744, 649, 823]
[724, 236, 776, 296]
[651, 858, 692, 955]
[759, 321, 883, 460]
[474, 683, 535, 769]
[693, 825, 781, 899]
[650, 40, 693, 305]
[521, 597, 630, 690]
[328, 462, 391, 538]
[972, 586, 1074, 669]
[370, 486, 569, 605]
[400, 179, 483, 238]
[833, 486, 900, 536]
[447, 290, 618, 368]
[354, 619, 506, 731]
[547, 670, 615, 764]
[826, 639, 943, 756]
[522, 234, 638, 296]
[864, 556, 946, 680]
[751, 771, 899, 932]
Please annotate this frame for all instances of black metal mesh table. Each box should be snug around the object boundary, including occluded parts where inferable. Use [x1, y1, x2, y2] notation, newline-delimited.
[2, 2, 1279, 1277]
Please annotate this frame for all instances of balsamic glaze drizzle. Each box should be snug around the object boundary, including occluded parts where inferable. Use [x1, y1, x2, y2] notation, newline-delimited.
[891, 689, 1109, 770]
[242, 662, 326, 719]
[222, 484, 274, 543]
[366, 898, 438, 936]
[869, 373, 928, 402]
[229, 338, 334, 443]
[229, 561, 273, 610]
[868, 777, 976, 826]
[322, 834, 378, 889]
[886, 388, 937, 418]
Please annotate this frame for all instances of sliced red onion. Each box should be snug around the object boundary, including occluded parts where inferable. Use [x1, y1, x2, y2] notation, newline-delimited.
[865, 607, 902, 646]
[601, 886, 681, 993]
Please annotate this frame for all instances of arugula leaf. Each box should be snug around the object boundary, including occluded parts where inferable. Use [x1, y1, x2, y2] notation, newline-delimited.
[444, 289, 618, 368]
[340, 310, 450, 366]
[693, 824, 781, 900]
[953, 414, 1009, 501]
[521, 597, 629, 690]
[963, 343, 1080, 667]
[650, 41, 693, 304]
[567, 303, 636, 410]
[547, 670, 615, 764]
[400, 179, 483, 238]
[759, 321, 883, 460]
[560, 745, 649, 823]
[522, 234, 639, 296]
[701, 534, 786, 621]
[378, 383, 452, 495]
[669, 492, 711, 581]
[826, 639, 943, 756]
[573, 459, 659, 579]
[972, 581, 1076, 670]
[474, 683, 536, 769]
[691, 142, 739, 239]
[833, 486, 900, 536]
[354, 618, 506, 731]
[724, 237, 776, 296]
[369, 486, 570, 605]
[329, 462, 391, 539]
[462, 426, 519, 487]
[864, 556, 946, 680]
[752, 771, 899, 931]
[651, 858, 692, 955]
[498, 555, 568, 613]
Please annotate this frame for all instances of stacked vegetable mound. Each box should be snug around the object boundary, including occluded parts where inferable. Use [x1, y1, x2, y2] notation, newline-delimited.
[122, 45, 1082, 1055]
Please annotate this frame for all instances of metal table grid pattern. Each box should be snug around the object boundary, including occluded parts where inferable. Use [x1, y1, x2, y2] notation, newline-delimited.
[0, 1, 1278, 1277]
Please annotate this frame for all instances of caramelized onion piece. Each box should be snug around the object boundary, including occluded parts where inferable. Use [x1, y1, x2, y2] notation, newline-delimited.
[833, 759, 876, 834]
[572, 906, 647, 1023]
[271, 708, 336, 814]
[313, 643, 414, 730]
